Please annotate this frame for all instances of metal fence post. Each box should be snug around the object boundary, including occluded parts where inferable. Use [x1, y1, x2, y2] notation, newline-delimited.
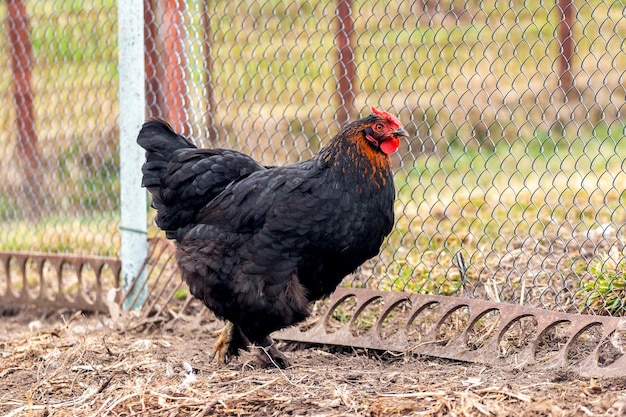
[335, 0, 355, 124]
[7, 0, 41, 221]
[556, 0, 576, 99]
[118, 0, 148, 309]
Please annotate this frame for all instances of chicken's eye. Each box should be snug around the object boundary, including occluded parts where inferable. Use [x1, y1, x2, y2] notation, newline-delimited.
[374, 123, 384, 132]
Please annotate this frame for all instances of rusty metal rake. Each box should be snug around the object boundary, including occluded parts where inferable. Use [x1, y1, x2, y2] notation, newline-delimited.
[2, 238, 624, 377]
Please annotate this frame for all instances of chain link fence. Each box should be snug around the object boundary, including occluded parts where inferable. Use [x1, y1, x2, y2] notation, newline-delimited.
[1, 0, 625, 316]
[0, 0, 119, 256]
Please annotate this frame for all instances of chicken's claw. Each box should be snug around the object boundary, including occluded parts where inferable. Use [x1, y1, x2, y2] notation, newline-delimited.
[210, 321, 234, 366]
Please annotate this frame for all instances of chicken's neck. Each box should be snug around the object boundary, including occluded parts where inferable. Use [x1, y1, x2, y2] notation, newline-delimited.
[315, 135, 393, 189]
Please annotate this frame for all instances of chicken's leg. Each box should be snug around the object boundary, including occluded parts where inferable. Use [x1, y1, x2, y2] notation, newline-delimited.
[210, 321, 235, 365]
[254, 336, 290, 369]
[210, 321, 251, 366]
[211, 322, 289, 368]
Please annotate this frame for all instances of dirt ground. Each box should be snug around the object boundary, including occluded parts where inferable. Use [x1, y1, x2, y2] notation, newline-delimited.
[1, 308, 626, 417]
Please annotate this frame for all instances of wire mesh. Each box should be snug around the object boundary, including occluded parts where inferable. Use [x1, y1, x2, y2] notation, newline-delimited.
[0, 0, 119, 256]
[0, 0, 625, 316]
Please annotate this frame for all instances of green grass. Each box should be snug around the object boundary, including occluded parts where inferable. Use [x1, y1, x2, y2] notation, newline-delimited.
[577, 248, 626, 316]
[0, 213, 119, 257]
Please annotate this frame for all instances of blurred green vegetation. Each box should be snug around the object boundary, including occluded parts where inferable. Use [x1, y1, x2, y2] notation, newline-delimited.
[383, 120, 626, 296]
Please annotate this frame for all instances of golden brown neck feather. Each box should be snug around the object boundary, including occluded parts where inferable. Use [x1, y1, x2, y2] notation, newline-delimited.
[317, 125, 392, 188]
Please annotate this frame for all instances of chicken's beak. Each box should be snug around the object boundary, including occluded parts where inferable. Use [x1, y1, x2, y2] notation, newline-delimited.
[393, 127, 409, 139]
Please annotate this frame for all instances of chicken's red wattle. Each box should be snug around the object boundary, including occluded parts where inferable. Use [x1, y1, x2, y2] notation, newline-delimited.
[381, 137, 400, 154]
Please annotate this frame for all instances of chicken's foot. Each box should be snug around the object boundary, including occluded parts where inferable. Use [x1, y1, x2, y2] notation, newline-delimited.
[254, 336, 290, 369]
[210, 321, 234, 366]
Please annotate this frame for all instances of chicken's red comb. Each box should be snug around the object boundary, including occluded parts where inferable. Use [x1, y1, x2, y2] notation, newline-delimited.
[371, 107, 402, 129]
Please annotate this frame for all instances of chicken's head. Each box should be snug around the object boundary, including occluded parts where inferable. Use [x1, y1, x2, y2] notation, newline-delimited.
[363, 107, 409, 155]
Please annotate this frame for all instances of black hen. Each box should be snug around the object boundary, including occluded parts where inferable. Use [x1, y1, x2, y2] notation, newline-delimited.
[137, 108, 407, 368]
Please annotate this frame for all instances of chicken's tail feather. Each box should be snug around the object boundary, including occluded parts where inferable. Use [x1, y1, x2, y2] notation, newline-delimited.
[138, 120, 196, 187]
[137, 120, 267, 240]
[137, 120, 196, 238]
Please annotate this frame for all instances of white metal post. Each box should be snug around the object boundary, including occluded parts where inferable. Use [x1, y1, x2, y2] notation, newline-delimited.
[118, 0, 147, 309]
